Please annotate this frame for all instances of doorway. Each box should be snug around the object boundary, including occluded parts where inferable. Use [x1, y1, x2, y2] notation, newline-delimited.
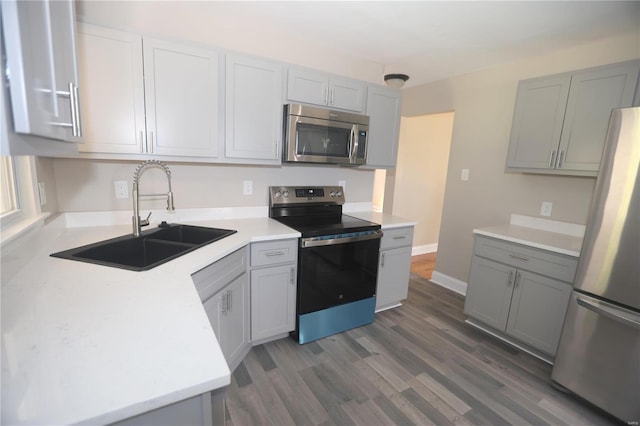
[374, 111, 454, 278]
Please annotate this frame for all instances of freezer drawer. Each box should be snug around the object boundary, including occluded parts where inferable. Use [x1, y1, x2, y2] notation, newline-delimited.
[552, 291, 640, 423]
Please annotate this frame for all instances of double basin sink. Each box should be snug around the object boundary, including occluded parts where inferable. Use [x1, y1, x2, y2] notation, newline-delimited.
[51, 224, 236, 271]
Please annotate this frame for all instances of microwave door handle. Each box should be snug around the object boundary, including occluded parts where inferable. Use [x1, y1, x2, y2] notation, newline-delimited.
[352, 125, 360, 163]
[349, 125, 357, 163]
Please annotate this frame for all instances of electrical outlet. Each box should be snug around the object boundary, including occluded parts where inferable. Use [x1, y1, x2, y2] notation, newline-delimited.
[243, 180, 253, 195]
[461, 169, 469, 181]
[541, 201, 553, 217]
[114, 181, 129, 199]
[38, 182, 46, 206]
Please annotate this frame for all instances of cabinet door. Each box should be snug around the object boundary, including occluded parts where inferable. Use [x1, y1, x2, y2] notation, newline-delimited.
[558, 62, 640, 172]
[143, 38, 220, 157]
[330, 77, 365, 112]
[225, 54, 282, 162]
[506, 75, 571, 170]
[77, 24, 145, 153]
[2, 0, 80, 141]
[202, 292, 222, 345]
[463, 256, 515, 331]
[506, 270, 572, 356]
[219, 273, 250, 365]
[287, 67, 328, 106]
[375, 246, 412, 311]
[250, 265, 296, 340]
[365, 85, 402, 167]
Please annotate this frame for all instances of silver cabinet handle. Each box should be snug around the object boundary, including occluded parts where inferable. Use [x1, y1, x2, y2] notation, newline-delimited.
[290, 267, 295, 286]
[324, 88, 329, 105]
[577, 295, 640, 330]
[392, 235, 406, 240]
[227, 289, 232, 313]
[72, 83, 82, 137]
[48, 82, 81, 136]
[149, 131, 154, 153]
[265, 251, 285, 257]
[140, 131, 145, 153]
[548, 150, 556, 168]
[381, 252, 385, 268]
[508, 270, 514, 286]
[221, 292, 228, 315]
[508, 253, 529, 261]
[558, 150, 565, 168]
[330, 88, 335, 105]
[514, 271, 520, 288]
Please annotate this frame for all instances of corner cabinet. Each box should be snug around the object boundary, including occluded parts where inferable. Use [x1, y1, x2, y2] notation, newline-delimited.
[375, 226, 414, 312]
[224, 54, 283, 163]
[77, 24, 221, 158]
[506, 60, 640, 176]
[365, 85, 402, 168]
[463, 235, 577, 361]
[192, 247, 250, 372]
[249, 239, 297, 343]
[1, 0, 82, 155]
[286, 67, 365, 112]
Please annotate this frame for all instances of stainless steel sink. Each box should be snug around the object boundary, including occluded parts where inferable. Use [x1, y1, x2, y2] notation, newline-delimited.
[51, 224, 236, 271]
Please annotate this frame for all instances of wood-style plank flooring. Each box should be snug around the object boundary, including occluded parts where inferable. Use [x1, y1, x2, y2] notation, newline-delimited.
[225, 256, 617, 425]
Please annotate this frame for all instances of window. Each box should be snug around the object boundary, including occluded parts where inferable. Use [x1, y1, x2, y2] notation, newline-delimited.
[1, 156, 19, 216]
[0, 156, 45, 246]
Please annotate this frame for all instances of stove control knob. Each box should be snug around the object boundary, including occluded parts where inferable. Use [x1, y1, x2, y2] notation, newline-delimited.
[330, 191, 336, 197]
[282, 190, 289, 198]
[336, 191, 343, 197]
[274, 191, 282, 198]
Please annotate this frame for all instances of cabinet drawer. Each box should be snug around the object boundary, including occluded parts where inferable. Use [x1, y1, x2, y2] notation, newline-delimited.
[250, 239, 297, 267]
[474, 235, 578, 283]
[191, 247, 247, 302]
[380, 226, 414, 250]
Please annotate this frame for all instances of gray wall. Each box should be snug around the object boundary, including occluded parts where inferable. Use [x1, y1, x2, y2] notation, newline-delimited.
[402, 32, 639, 283]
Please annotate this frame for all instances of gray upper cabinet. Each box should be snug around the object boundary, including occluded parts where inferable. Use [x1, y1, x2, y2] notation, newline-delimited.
[287, 67, 366, 112]
[506, 60, 640, 176]
[224, 54, 283, 163]
[365, 85, 402, 168]
[1, 0, 81, 155]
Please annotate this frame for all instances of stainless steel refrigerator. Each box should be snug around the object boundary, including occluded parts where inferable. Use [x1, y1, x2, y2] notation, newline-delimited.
[551, 106, 640, 423]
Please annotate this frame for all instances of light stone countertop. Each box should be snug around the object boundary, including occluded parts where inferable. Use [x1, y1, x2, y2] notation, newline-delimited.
[473, 215, 584, 257]
[1, 216, 300, 425]
[347, 211, 418, 229]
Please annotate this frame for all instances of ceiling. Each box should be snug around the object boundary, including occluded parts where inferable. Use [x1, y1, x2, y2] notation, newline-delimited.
[223, 1, 640, 87]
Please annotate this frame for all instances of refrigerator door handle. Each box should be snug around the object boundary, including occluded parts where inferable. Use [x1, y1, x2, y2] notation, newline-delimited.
[577, 295, 640, 330]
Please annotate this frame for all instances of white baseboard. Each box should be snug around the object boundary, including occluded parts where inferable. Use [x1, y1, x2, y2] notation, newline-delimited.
[430, 271, 467, 295]
[412, 243, 437, 256]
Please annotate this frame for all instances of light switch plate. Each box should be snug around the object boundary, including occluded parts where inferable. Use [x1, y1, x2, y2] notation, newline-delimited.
[461, 169, 470, 181]
[243, 180, 253, 195]
[541, 201, 553, 217]
[114, 181, 129, 199]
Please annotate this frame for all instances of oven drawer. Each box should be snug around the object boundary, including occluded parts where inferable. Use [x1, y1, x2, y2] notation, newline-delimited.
[250, 239, 297, 267]
[380, 226, 414, 250]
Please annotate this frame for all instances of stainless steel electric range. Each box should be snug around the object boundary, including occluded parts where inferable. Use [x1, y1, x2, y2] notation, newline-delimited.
[269, 186, 382, 344]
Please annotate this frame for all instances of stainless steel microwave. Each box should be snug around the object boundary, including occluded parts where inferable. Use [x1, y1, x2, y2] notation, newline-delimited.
[283, 103, 369, 165]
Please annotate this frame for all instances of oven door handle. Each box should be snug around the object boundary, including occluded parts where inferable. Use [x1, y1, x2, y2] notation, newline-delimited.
[300, 230, 383, 248]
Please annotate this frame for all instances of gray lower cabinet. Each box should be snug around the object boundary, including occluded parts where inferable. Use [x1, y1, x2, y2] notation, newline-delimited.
[506, 59, 640, 176]
[192, 247, 250, 372]
[464, 235, 577, 360]
[112, 388, 226, 426]
[249, 239, 297, 343]
[375, 226, 414, 311]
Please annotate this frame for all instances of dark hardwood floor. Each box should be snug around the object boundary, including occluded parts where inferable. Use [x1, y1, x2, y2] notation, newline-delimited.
[225, 260, 617, 425]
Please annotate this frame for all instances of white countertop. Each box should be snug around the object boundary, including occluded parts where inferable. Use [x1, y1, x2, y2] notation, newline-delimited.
[473, 215, 584, 257]
[1, 216, 299, 425]
[347, 211, 417, 229]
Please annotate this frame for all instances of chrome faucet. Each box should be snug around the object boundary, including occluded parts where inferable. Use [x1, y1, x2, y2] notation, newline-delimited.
[132, 159, 175, 237]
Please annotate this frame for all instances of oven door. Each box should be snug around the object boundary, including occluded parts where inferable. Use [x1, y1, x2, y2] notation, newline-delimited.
[285, 115, 367, 165]
[298, 231, 382, 315]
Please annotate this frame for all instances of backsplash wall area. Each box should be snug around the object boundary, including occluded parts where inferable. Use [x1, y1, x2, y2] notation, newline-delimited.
[45, 158, 375, 213]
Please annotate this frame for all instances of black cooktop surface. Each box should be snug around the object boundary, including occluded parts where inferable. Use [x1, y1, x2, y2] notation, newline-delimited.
[274, 214, 381, 238]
